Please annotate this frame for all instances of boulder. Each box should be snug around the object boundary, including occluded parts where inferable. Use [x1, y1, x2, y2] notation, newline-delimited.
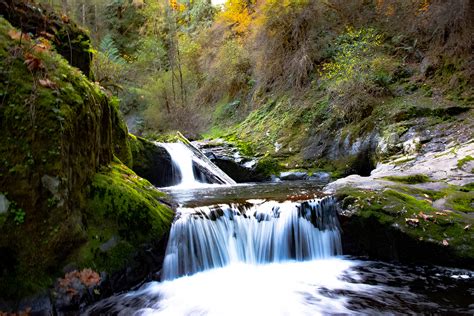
[280, 171, 309, 181]
[129, 136, 176, 187]
[309, 172, 331, 183]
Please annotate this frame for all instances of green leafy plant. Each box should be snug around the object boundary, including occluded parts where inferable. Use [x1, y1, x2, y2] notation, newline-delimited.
[9, 202, 26, 225]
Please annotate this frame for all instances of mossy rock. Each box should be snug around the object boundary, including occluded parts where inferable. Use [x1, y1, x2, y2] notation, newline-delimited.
[0, 0, 94, 76]
[0, 18, 130, 298]
[128, 134, 176, 186]
[337, 185, 474, 268]
[76, 160, 174, 273]
[383, 174, 431, 184]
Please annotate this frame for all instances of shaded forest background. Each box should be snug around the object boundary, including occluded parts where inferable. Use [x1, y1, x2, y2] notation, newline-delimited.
[38, 0, 473, 138]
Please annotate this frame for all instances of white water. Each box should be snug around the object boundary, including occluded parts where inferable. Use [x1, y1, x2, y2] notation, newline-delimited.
[130, 259, 369, 316]
[162, 197, 342, 281]
[159, 142, 236, 188]
[160, 143, 198, 187]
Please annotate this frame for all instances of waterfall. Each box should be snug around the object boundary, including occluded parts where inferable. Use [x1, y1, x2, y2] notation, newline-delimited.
[159, 142, 236, 187]
[162, 196, 342, 281]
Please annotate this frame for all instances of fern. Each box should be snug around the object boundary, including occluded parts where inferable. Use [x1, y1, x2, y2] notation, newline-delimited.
[99, 34, 125, 64]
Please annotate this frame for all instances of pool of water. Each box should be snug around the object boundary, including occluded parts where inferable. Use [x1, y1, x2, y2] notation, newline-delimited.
[85, 257, 474, 315]
[160, 180, 326, 207]
[86, 179, 474, 315]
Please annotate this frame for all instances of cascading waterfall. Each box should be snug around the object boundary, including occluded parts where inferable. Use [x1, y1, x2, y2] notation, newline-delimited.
[162, 196, 342, 281]
[160, 142, 198, 186]
[159, 142, 236, 187]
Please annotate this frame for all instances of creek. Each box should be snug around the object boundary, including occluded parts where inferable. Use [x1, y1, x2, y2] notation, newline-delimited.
[86, 143, 474, 315]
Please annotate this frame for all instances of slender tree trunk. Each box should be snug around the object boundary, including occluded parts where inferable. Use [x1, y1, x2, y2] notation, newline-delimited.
[61, 0, 69, 15]
[81, 2, 85, 25]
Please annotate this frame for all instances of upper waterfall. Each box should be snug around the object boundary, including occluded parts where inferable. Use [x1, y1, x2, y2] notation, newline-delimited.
[159, 142, 236, 187]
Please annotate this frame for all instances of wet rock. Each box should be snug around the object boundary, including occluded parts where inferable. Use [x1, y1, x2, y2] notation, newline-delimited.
[129, 137, 176, 187]
[99, 236, 119, 252]
[18, 292, 53, 316]
[0, 194, 10, 214]
[41, 175, 60, 198]
[212, 158, 263, 183]
[280, 172, 309, 181]
[195, 140, 267, 182]
[309, 172, 331, 183]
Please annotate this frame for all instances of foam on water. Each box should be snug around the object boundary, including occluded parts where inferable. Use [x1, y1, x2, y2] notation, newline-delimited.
[134, 259, 365, 316]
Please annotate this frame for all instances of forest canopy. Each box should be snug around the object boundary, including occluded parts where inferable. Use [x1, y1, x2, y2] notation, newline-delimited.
[37, 0, 473, 137]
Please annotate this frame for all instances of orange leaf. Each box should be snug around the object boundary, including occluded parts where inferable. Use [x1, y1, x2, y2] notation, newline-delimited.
[24, 53, 44, 71]
[39, 79, 57, 89]
[8, 29, 30, 41]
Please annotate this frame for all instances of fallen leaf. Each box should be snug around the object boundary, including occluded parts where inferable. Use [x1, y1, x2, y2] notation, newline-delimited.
[418, 212, 433, 221]
[79, 268, 101, 287]
[442, 239, 449, 246]
[39, 78, 57, 89]
[24, 53, 44, 71]
[464, 224, 471, 231]
[8, 29, 30, 41]
[435, 212, 448, 216]
[405, 218, 419, 227]
[61, 14, 70, 23]
[39, 31, 55, 39]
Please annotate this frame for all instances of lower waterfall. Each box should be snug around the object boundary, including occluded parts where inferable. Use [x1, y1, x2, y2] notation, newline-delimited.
[162, 196, 342, 280]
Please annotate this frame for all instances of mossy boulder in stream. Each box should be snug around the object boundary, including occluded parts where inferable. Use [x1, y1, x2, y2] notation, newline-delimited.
[0, 16, 173, 302]
[336, 184, 474, 268]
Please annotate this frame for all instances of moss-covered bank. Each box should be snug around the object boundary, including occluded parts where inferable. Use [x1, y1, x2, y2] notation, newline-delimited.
[77, 160, 173, 276]
[336, 184, 474, 268]
[0, 16, 173, 300]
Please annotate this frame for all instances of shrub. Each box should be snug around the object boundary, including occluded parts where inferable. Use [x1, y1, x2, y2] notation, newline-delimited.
[322, 27, 398, 123]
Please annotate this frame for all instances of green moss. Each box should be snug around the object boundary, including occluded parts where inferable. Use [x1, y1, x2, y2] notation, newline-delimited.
[384, 174, 431, 184]
[445, 191, 474, 213]
[77, 160, 174, 273]
[0, 18, 136, 298]
[337, 185, 474, 259]
[255, 155, 282, 178]
[457, 155, 474, 169]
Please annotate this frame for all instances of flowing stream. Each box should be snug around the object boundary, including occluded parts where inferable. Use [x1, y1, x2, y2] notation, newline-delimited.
[86, 143, 474, 315]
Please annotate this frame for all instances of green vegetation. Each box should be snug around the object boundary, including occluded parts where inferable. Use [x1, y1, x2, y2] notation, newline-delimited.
[78, 160, 173, 272]
[384, 174, 431, 184]
[337, 185, 474, 260]
[0, 15, 173, 299]
[457, 155, 474, 169]
[254, 155, 282, 178]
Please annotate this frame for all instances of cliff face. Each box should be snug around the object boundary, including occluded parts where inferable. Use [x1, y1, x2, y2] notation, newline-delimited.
[0, 5, 172, 301]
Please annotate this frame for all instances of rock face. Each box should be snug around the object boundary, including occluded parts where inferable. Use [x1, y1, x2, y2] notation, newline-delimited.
[324, 122, 474, 268]
[0, 16, 116, 298]
[0, 13, 173, 304]
[129, 136, 176, 187]
[195, 140, 267, 182]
